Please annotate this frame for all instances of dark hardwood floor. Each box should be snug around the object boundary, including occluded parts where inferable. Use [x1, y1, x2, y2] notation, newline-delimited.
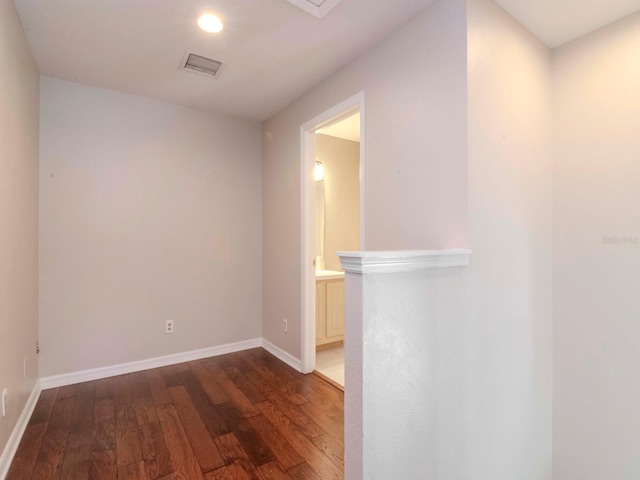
[7, 348, 344, 480]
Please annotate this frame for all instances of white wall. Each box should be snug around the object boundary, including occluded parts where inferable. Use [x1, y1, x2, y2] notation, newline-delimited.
[263, 0, 554, 477]
[39, 77, 262, 377]
[553, 12, 640, 480]
[354, 266, 471, 480]
[0, 0, 40, 465]
[263, 0, 469, 358]
[467, 0, 554, 477]
[316, 134, 360, 272]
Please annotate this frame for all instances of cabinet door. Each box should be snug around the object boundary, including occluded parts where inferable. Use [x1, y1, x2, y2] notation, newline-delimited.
[326, 280, 345, 339]
[316, 281, 327, 341]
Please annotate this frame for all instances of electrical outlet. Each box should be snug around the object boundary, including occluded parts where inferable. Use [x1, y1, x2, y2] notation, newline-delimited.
[24, 357, 28, 379]
[2, 388, 7, 417]
[283, 318, 288, 333]
[165, 320, 174, 334]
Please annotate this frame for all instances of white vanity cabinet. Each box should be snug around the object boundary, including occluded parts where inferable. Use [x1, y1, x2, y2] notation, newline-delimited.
[316, 277, 345, 347]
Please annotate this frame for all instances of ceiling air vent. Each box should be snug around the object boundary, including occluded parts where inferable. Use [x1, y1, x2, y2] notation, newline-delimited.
[287, 0, 343, 18]
[181, 52, 224, 78]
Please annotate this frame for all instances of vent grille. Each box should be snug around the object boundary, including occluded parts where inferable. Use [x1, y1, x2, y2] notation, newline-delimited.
[287, 0, 342, 18]
[181, 53, 224, 78]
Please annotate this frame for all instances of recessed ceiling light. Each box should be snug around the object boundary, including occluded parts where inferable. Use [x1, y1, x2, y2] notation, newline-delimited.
[198, 14, 223, 33]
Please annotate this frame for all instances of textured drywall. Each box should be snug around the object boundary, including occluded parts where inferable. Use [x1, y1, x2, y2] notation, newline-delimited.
[343, 272, 363, 480]
[0, 0, 40, 463]
[360, 268, 471, 479]
[39, 77, 262, 377]
[553, 11, 640, 480]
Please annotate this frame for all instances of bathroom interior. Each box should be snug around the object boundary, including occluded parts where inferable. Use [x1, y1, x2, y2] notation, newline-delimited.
[313, 111, 361, 387]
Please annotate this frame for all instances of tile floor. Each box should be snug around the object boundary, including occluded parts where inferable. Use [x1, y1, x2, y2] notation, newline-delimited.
[315, 344, 344, 386]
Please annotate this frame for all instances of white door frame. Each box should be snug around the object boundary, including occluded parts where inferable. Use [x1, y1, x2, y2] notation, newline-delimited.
[300, 92, 366, 374]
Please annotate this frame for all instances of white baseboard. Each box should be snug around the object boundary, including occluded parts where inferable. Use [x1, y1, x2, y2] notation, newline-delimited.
[0, 381, 41, 480]
[39, 338, 262, 390]
[261, 339, 303, 372]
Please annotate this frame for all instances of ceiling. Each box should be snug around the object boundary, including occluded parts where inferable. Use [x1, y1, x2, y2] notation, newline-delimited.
[494, 0, 640, 48]
[13, 0, 436, 121]
[317, 112, 360, 142]
[13, 0, 640, 122]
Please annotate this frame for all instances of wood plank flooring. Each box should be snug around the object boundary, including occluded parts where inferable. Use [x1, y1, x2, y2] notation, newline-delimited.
[7, 348, 344, 480]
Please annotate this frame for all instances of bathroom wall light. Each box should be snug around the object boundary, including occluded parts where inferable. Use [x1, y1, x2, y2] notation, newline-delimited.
[198, 14, 223, 33]
[315, 162, 325, 182]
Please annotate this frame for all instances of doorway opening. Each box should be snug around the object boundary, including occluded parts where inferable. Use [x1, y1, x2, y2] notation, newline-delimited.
[300, 92, 365, 384]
